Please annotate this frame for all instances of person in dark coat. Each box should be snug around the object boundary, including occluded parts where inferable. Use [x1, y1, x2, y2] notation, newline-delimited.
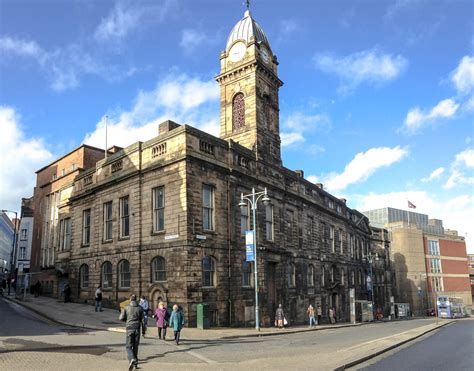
[120, 294, 145, 370]
[63, 283, 71, 303]
[169, 304, 184, 345]
[154, 301, 169, 340]
[275, 303, 285, 329]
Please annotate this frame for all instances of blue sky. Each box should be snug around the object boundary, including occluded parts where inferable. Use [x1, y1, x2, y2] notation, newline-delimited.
[0, 0, 473, 251]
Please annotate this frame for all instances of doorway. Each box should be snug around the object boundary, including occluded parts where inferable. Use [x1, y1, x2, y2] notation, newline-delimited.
[267, 262, 277, 322]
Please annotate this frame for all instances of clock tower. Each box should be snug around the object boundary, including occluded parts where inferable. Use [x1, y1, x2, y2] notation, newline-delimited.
[216, 9, 283, 165]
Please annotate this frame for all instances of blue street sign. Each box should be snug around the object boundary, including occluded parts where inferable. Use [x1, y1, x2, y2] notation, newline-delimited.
[245, 230, 254, 262]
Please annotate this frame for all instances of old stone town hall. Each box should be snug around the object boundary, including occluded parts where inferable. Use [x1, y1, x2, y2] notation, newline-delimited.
[31, 8, 393, 327]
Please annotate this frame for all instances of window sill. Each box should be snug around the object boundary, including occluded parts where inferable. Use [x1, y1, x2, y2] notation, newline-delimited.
[102, 239, 113, 244]
[151, 230, 166, 236]
[118, 236, 130, 241]
[202, 286, 216, 290]
[203, 230, 216, 235]
[81, 244, 90, 248]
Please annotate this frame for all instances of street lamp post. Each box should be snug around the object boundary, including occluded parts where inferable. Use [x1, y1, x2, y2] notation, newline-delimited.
[238, 187, 271, 331]
[366, 252, 378, 320]
[2, 209, 18, 295]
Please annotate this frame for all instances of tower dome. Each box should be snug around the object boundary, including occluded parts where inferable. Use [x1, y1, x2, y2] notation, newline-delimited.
[226, 10, 269, 51]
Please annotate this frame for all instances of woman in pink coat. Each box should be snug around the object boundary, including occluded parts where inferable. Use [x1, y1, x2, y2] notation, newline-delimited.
[153, 301, 169, 340]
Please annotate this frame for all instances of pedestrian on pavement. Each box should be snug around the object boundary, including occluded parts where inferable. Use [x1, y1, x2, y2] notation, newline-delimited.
[169, 304, 184, 345]
[154, 301, 169, 340]
[275, 303, 285, 329]
[95, 285, 103, 312]
[329, 307, 335, 324]
[139, 295, 150, 337]
[63, 283, 71, 303]
[119, 294, 145, 370]
[317, 304, 322, 325]
[307, 304, 316, 328]
[333, 307, 337, 324]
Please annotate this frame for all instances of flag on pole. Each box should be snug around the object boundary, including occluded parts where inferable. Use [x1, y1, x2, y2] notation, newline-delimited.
[408, 200, 416, 209]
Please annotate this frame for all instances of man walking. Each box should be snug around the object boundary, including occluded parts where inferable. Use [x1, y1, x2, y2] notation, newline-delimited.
[120, 294, 145, 370]
[317, 304, 322, 325]
[95, 285, 103, 312]
[139, 295, 149, 337]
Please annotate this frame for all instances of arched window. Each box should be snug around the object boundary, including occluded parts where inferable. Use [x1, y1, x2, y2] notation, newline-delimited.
[358, 270, 362, 286]
[202, 256, 216, 287]
[101, 261, 112, 289]
[321, 266, 326, 286]
[331, 266, 336, 282]
[151, 256, 166, 282]
[242, 260, 252, 287]
[307, 264, 315, 287]
[287, 263, 296, 288]
[118, 260, 131, 289]
[232, 93, 245, 130]
[79, 264, 89, 289]
[351, 270, 355, 286]
[341, 268, 345, 286]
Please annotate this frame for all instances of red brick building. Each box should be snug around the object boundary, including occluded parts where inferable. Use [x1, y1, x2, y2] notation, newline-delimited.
[424, 232, 471, 312]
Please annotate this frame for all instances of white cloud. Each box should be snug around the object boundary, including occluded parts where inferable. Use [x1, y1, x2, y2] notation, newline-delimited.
[94, 1, 172, 43]
[421, 167, 444, 182]
[0, 36, 46, 60]
[83, 73, 220, 148]
[276, 19, 299, 42]
[313, 49, 408, 93]
[384, 0, 425, 20]
[180, 29, 207, 52]
[281, 132, 304, 147]
[444, 148, 474, 189]
[317, 146, 408, 192]
[281, 112, 330, 147]
[451, 56, 474, 95]
[0, 106, 53, 212]
[354, 190, 474, 254]
[0, 36, 136, 91]
[401, 98, 459, 134]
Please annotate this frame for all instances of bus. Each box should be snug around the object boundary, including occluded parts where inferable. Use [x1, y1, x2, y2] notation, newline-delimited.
[437, 296, 465, 318]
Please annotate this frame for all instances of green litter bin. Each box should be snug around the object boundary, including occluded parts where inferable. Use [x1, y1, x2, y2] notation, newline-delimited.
[197, 303, 210, 329]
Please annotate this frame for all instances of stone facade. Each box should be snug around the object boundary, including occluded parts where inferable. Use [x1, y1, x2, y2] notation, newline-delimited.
[32, 10, 392, 326]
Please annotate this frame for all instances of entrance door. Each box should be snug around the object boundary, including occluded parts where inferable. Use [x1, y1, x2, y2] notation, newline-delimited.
[267, 262, 277, 322]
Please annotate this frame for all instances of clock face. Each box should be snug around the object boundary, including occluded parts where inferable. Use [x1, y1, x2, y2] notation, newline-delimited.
[229, 42, 246, 62]
[261, 47, 270, 64]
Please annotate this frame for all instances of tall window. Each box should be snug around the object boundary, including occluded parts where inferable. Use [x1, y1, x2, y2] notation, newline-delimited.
[101, 261, 112, 289]
[60, 218, 71, 250]
[80, 264, 89, 289]
[307, 264, 315, 287]
[330, 226, 335, 253]
[82, 209, 91, 245]
[202, 256, 215, 287]
[265, 204, 274, 241]
[351, 270, 355, 286]
[120, 196, 130, 237]
[331, 266, 336, 282]
[349, 234, 354, 258]
[202, 185, 214, 231]
[103, 201, 113, 241]
[118, 260, 131, 289]
[429, 240, 440, 255]
[153, 187, 165, 232]
[339, 229, 343, 253]
[240, 204, 249, 236]
[151, 256, 166, 282]
[19, 247, 26, 259]
[432, 276, 443, 291]
[430, 258, 441, 273]
[242, 260, 252, 287]
[288, 263, 295, 287]
[321, 266, 326, 286]
[232, 93, 245, 130]
[20, 229, 27, 240]
[341, 269, 346, 286]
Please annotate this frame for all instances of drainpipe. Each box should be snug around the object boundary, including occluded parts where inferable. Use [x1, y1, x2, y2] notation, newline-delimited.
[138, 142, 143, 297]
[227, 178, 232, 326]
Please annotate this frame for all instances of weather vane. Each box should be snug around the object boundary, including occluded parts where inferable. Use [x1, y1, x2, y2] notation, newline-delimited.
[245, 0, 250, 10]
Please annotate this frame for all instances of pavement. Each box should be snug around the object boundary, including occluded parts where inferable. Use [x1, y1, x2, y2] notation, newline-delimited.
[2, 293, 370, 340]
[1, 293, 462, 370]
